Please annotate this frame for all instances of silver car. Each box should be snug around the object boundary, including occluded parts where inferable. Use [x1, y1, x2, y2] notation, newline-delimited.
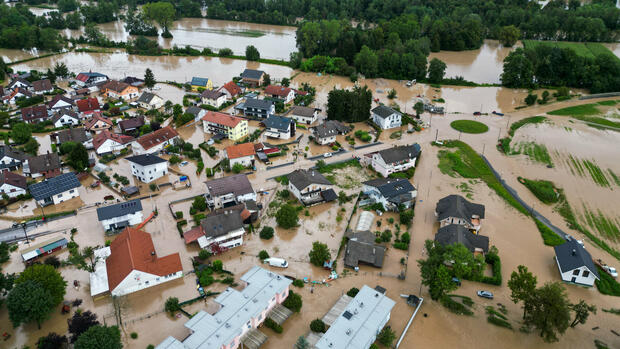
[477, 291, 494, 299]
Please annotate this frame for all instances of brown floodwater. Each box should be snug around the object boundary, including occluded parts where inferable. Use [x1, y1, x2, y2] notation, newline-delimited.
[429, 40, 519, 84]
[63, 18, 298, 60]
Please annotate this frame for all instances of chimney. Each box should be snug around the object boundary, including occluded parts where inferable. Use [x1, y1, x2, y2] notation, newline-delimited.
[571, 249, 576, 256]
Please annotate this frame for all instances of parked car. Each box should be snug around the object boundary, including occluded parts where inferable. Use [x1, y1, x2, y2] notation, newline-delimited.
[477, 291, 493, 299]
[264, 257, 288, 268]
[180, 161, 189, 166]
[603, 265, 618, 278]
[452, 277, 461, 286]
[323, 152, 333, 158]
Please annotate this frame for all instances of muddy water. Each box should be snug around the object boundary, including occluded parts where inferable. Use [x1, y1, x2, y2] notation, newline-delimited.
[0, 48, 38, 64]
[63, 18, 298, 60]
[429, 40, 519, 84]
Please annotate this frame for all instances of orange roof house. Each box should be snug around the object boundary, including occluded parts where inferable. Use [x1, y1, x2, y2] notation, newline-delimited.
[219, 81, 242, 98]
[225, 142, 256, 160]
[202, 111, 244, 128]
[132, 126, 180, 155]
[84, 114, 113, 133]
[101, 80, 140, 101]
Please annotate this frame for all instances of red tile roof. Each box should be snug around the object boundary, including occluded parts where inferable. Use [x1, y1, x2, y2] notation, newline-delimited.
[183, 226, 205, 244]
[76, 97, 100, 113]
[75, 73, 89, 82]
[0, 170, 27, 189]
[32, 79, 53, 92]
[265, 85, 292, 97]
[106, 227, 182, 292]
[219, 81, 242, 97]
[93, 130, 134, 150]
[21, 105, 48, 122]
[201, 111, 243, 128]
[225, 142, 256, 159]
[102, 80, 134, 94]
[84, 115, 113, 130]
[135, 126, 179, 150]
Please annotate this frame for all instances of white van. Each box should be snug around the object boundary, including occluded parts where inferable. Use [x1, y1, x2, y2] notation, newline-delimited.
[264, 258, 288, 268]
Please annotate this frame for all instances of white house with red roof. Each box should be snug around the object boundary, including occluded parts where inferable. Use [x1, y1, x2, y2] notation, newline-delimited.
[47, 95, 75, 111]
[90, 227, 183, 297]
[84, 114, 113, 133]
[76, 97, 101, 118]
[218, 81, 243, 100]
[93, 130, 135, 155]
[225, 142, 256, 167]
[131, 126, 180, 155]
[74, 72, 108, 87]
[264, 85, 295, 103]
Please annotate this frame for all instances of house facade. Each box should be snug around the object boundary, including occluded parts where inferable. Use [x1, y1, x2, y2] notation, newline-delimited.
[102, 80, 140, 101]
[0, 145, 26, 171]
[264, 85, 295, 103]
[185, 106, 206, 122]
[32, 79, 53, 94]
[97, 199, 144, 231]
[225, 142, 256, 168]
[93, 130, 134, 155]
[125, 154, 168, 183]
[240, 69, 265, 87]
[362, 178, 417, 211]
[23, 152, 62, 178]
[28, 173, 80, 206]
[362, 144, 421, 177]
[218, 81, 242, 99]
[435, 194, 485, 233]
[132, 126, 179, 155]
[47, 95, 75, 111]
[51, 110, 80, 127]
[264, 115, 295, 140]
[137, 92, 164, 110]
[287, 106, 318, 125]
[201, 89, 227, 108]
[312, 120, 350, 145]
[198, 210, 245, 251]
[76, 98, 101, 119]
[205, 174, 256, 209]
[75, 72, 108, 86]
[202, 111, 248, 141]
[0, 170, 27, 198]
[287, 169, 336, 205]
[21, 105, 50, 124]
[554, 239, 600, 287]
[371, 105, 402, 130]
[241, 98, 275, 118]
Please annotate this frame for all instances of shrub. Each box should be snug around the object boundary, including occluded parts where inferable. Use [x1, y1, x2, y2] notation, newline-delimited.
[258, 250, 269, 260]
[212, 260, 223, 272]
[346, 287, 359, 297]
[276, 204, 299, 229]
[310, 319, 326, 333]
[259, 226, 274, 240]
[175, 211, 183, 219]
[381, 230, 392, 242]
[169, 155, 181, 165]
[377, 326, 396, 347]
[198, 250, 211, 260]
[400, 232, 411, 244]
[130, 332, 138, 339]
[440, 295, 474, 316]
[147, 345, 155, 349]
[309, 241, 330, 267]
[149, 183, 157, 191]
[393, 242, 409, 250]
[264, 318, 283, 333]
[292, 279, 304, 288]
[164, 297, 180, 316]
[283, 290, 302, 312]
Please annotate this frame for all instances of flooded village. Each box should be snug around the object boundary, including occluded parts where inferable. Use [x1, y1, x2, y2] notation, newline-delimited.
[0, 4, 620, 349]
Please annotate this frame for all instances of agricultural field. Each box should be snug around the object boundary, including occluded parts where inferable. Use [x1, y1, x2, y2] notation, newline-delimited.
[522, 40, 619, 61]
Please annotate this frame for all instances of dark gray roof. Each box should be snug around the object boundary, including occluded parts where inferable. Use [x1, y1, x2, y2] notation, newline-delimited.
[372, 105, 400, 119]
[26, 153, 61, 174]
[185, 106, 203, 116]
[321, 188, 337, 202]
[205, 174, 254, 198]
[137, 92, 157, 104]
[200, 89, 225, 100]
[28, 173, 80, 201]
[289, 106, 316, 117]
[376, 144, 421, 165]
[344, 231, 386, 268]
[313, 120, 350, 139]
[97, 199, 143, 221]
[125, 154, 167, 166]
[51, 110, 79, 124]
[287, 169, 332, 191]
[245, 98, 274, 110]
[200, 210, 244, 238]
[263, 115, 292, 132]
[554, 239, 600, 278]
[0, 145, 26, 167]
[435, 224, 489, 253]
[363, 178, 415, 203]
[119, 116, 145, 132]
[241, 69, 265, 80]
[436, 194, 485, 225]
[56, 127, 88, 144]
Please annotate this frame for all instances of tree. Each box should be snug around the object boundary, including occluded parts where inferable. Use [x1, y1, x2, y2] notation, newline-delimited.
[282, 290, 302, 312]
[7, 280, 55, 328]
[354, 45, 378, 77]
[524, 282, 571, 342]
[428, 58, 446, 83]
[308, 241, 330, 267]
[212, 260, 223, 272]
[144, 68, 155, 89]
[281, 77, 290, 87]
[164, 297, 180, 316]
[74, 325, 122, 349]
[15, 264, 66, 305]
[191, 196, 207, 211]
[258, 250, 269, 260]
[525, 93, 537, 106]
[499, 25, 521, 47]
[295, 336, 309, 349]
[570, 300, 596, 328]
[414, 101, 424, 118]
[289, 51, 303, 69]
[263, 73, 271, 86]
[259, 227, 274, 240]
[327, 86, 372, 123]
[23, 137, 40, 155]
[232, 163, 245, 174]
[11, 123, 32, 144]
[418, 240, 456, 300]
[377, 326, 396, 347]
[508, 265, 537, 319]
[218, 48, 233, 56]
[68, 310, 99, 343]
[310, 319, 326, 332]
[346, 287, 359, 297]
[387, 89, 397, 99]
[245, 45, 260, 61]
[37, 332, 68, 349]
[501, 49, 534, 88]
[67, 143, 89, 171]
[173, 104, 183, 117]
[276, 204, 298, 229]
[143, 2, 176, 37]
[444, 244, 484, 280]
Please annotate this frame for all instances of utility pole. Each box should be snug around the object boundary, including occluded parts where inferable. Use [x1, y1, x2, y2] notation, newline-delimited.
[497, 127, 502, 141]
[482, 143, 486, 155]
[435, 129, 438, 142]
[22, 222, 29, 243]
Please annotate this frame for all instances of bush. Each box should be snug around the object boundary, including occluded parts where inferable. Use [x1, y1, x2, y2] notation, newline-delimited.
[400, 232, 411, 244]
[149, 183, 157, 191]
[518, 177, 559, 204]
[381, 230, 392, 242]
[525, 93, 537, 106]
[198, 250, 211, 260]
[346, 287, 359, 297]
[130, 332, 138, 339]
[309, 241, 331, 267]
[399, 209, 414, 226]
[276, 204, 299, 229]
[164, 297, 180, 316]
[212, 260, 223, 272]
[264, 318, 283, 333]
[310, 318, 326, 333]
[480, 251, 502, 286]
[283, 290, 302, 312]
[258, 250, 269, 260]
[440, 295, 474, 316]
[595, 266, 620, 296]
[393, 242, 409, 250]
[292, 279, 304, 288]
[259, 226, 274, 240]
[377, 326, 396, 347]
[175, 211, 183, 219]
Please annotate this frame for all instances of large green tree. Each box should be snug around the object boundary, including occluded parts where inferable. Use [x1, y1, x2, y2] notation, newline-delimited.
[11, 123, 32, 145]
[7, 280, 55, 328]
[524, 282, 571, 343]
[508, 265, 537, 319]
[417, 240, 457, 300]
[327, 85, 372, 123]
[354, 45, 378, 78]
[499, 25, 520, 47]
[15, 264, 67, 305]
[427, 58, 446, 83]
[276, 204, 299, 229]
[144, 68, 156, 89]
[74, 325, 122, 349]
[500, 49, 534, 88]
[308, 241, 331, 267]
[143, 2, 176, 37]
[68, 310, 100, 343]
[67, 143, 89, 171]
[245, 45, 260, 61]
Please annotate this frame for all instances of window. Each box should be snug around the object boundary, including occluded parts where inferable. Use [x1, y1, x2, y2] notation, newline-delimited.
[583, 270, 590, 278]
[573, 269, 580, 276]
[69, 189, 75, 194]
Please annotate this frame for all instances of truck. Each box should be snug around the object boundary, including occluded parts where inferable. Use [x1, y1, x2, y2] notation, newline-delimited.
[264, 258, 288, 268]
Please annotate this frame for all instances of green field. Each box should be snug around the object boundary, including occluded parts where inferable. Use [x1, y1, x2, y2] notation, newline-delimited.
[522, 40, 616, 60]
[450, 120, 489, 134]
[548, 104, 601, 116]
[511, 141, 553, 167]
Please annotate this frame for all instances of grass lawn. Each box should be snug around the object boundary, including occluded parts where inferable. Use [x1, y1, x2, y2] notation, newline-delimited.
[508, 116, 547, 137]
[595, 266, 620, 296]
[518, 177, 559, 204]
[511, 142, 553, 167]
[583, 206, 620, 242]
[548, 104, 620, 131]
[548, 104, 601, 117]
[522, 41, 618, 62]
[450, 120, 489, 134]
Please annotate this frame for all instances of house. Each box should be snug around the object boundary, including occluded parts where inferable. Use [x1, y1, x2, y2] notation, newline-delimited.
[157, 266, 291, 349]
[554, 238, 600, 287]
[23, 152, 62, 178]
[225, 142, 256, 168]
[362, 144, 421, 178]
[89, 227, 182, 297]
[241, 98, 275, 118]
[28, 172, 80, 206]
[190, 77, 213, 91]
[136, 92, 164, 110]
[254, 142, 280, 162]
[125, 154, 168, 183]
[315, 285, 395, 349]
[264, 85, 295, 103]
[97, 199, 144, 231]
[132, 126, 179, 155]
[344, 231, 386, 269]
[118, 116, 145, 134]
[84, 115, 113, 133]
[32, 79, 53, 94]
[7, 78, 32, 91]
[202, 111, 248, 142]
[3, 88, 32, 105]
[362, 178, 417, 211]
[47, 95, 75, 111]
[286, 169, 336, 206]
[74, 72, 108, 86]
[21, 105, 49, 124]
[287, 105, 318, 125]
[51, 109, 80, 127]
[200, 89, 227, 108]
[193, 209, 245, 251]
[218, 81, 242, 99]
[54, 127, 92, 149]
[435, 194, 485, 233]
[0, 145, 26, 171]
[93, 130, 134, 155]
[121, 76, 145, 87]
[371, 105, 402, 130]
[263, 115, 295, 139]
[240, 69, 265, 87]
[435, 224, 489, 255]
[21, 237, 68, 264]
[185, 106, 206, 122]
[101, 80, 140, 101]
[312, 120, 351, 145]
[76, 97, 101, 118]
[0, 170, 27, 198]
[204, 174, 256, 209]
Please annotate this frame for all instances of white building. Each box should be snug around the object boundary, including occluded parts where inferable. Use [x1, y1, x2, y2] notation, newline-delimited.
[371, 105, 402, 130]
[362, 144, 421, 178]
[225, 142, 255, 168]
[362, 178, 417, 211]
[198, 210, 245, 251]
[125, 154, 168, 183]
[312, 120, 350, 145]
[204, 174, 256, 209]
[287, 169, 336, 206]
[28, 173, 80, 206]
[554, 239, 600, 287]
[201, 89, 227, 108]
[51, 110, 80, 128]
[263, 115, 295, 140]
[93, 130, 135, 155]
[132, 126, 179, 155]
[137, 92, 164, 110]
[89, 227, 183, 297]
[0, 145, 26, 171]
[96, 199, 144, 231]
[47, 95, 75, 111]
[315, 285, 395, 349]
[287, 105, 318, 125]
[0, 170, 27, 198]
